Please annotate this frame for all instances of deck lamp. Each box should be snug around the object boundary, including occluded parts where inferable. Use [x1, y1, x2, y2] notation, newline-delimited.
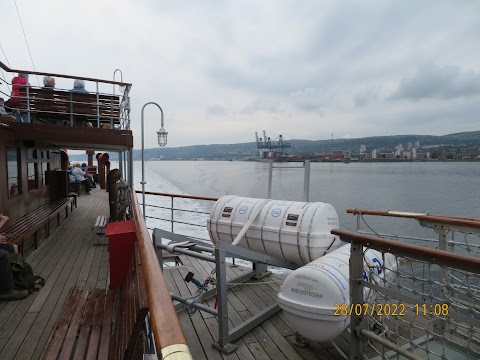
[141, 102, 168, 219]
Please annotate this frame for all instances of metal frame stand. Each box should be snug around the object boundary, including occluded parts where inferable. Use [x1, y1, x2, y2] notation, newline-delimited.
[153, 228, 299, 354]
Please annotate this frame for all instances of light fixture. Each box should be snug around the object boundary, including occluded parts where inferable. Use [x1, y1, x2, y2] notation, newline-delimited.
[141, 102, 168, 218]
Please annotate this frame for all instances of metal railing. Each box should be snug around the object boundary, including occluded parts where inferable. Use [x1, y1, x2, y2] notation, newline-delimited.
[130, 190, 193, 359]
[0, 60, 132, 130]
[135, 190, 218, 241]
[332, 209, 480, 360]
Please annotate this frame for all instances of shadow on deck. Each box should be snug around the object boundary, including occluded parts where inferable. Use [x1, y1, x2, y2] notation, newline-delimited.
[0, 188, 110, 360]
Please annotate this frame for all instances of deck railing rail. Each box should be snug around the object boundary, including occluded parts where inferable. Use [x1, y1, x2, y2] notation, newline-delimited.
[332, 219, 480, 360]
[348, 208, 480, 257]
[130, 190, 193, 359]
[0, 60, 132, 129]
[136, 190, 218, 241]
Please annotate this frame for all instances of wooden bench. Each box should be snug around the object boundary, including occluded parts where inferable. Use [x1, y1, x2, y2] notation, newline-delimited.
[92, 216, 109, 245]
[16, 87, 121, 127]
[1, 198, 74, 252]
[42, 244, 149, 359]
[69, 181, 85, 195]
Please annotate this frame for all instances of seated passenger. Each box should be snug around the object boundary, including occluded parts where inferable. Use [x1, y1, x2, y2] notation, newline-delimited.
[10, 73, 31, 123]
[0, 215, 18, 254]
[72, 163, 91, 195]
[0, 98, 16, 121]
[81, 163, 96, 188]
[43, 76, 55, 89]
[0, 214, 28, 301]
[71, 79, 88, 93]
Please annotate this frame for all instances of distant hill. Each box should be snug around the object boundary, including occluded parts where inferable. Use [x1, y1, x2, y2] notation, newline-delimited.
[69, 130, 480, 161]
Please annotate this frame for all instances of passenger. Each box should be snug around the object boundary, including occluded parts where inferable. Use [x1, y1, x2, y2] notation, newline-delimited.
[0, 214, 28, 301]
[0, 97, 16, 121]
[81, 163, 96, 188]
[0, 215, 18, 254]
[72, 163, 91, 195]
[71, 79, 88, 93]
[43, 76, 55, 89]
[10, 73, 31, 123]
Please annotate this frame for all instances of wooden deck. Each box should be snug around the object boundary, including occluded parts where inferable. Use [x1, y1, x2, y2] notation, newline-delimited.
[164, 255, 348, 360]
[0, 187, 348, 360]
[0, 188, 110, 360]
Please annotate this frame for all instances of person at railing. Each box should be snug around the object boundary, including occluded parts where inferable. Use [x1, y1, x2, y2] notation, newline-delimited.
[71, 79, 88, 93]
[0, 97, 16, 121]
[0, 214, 28, 301]
[43, 76, 56, 89]
[72, 163, 91, 195]
[10, 73, 31, 123]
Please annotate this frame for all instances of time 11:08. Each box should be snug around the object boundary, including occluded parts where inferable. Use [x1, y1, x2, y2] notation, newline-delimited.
[414, 303, 449, 316]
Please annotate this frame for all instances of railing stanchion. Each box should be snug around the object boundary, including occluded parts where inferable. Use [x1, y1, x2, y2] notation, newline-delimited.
[350, 240, 365, 359]
[171, 197, 174, 232]
[268, 160, 273, 198]
[303, 160, 310, 202]
[96, 81, 100, 127]
[26, 85, 31, 123]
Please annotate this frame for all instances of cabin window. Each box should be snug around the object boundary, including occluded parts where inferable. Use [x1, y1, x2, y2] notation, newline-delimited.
[41, 161, 50, 186]
[6, 147, 22, 198]
[27, 162, 38, 191]
[27, 148, 37, 160]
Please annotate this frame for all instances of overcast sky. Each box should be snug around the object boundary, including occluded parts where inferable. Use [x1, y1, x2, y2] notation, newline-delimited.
[1, 0, 479, 149]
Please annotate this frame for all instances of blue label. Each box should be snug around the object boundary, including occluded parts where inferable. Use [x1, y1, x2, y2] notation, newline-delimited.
[271, 208, 282, 217]
[239, 206, 248, 215]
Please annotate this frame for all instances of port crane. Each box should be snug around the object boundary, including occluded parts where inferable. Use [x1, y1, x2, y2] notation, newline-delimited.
[255, 131, 292, 155]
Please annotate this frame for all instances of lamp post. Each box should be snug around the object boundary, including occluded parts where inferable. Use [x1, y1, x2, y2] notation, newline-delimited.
[141, 102, 168, 219]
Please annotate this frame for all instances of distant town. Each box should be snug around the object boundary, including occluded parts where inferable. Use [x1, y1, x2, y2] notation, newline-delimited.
[69, 131, 480, 162]
[301, 141, 480, 162]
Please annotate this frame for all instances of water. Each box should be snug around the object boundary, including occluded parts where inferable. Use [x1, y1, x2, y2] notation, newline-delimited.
[126, 160, 478, 234]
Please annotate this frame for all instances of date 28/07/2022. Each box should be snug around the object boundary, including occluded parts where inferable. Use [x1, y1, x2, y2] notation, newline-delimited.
[333, 303, 449, 317]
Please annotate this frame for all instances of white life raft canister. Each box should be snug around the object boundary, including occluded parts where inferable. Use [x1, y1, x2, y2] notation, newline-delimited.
[277, 244, 397, 342]
[207, 195, 342, 266]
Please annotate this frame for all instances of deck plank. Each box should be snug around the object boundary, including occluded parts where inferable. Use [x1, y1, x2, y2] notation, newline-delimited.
[0, 188, 109, 360]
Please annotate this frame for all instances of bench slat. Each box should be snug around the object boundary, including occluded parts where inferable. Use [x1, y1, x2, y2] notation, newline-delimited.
[59, 288, 90, 359]
[85, 289, 107, 360]
[42, 286, 82, 360]
[73, 289, 98, 360]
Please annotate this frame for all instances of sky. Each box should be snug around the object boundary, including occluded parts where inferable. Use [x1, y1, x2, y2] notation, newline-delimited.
[0, 0, 479, 150]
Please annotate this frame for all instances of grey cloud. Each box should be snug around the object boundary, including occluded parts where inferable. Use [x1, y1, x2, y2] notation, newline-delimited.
[289, 88, 325, 112]
[239, 98, 281, 115]
[389, 64, 480, 101]
[207, 105, 227, 116]
[354, 88, 379, 108]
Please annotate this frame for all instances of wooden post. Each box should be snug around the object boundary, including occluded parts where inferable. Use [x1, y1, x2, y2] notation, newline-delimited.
[86, 150, 95, 167]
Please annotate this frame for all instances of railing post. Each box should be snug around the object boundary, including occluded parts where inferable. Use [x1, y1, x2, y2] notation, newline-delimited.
[96, 81, 100, 127]
[267, 160, 273, 198]
[303, 160, 310, 202]
[119, 152, 123, 178]
[350, 240, 365, 359]
[69, 92, 73, 126]
[26, 85, 31, 123]
[171, 197, 174, 232]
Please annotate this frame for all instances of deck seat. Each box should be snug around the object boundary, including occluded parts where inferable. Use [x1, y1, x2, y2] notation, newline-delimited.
[42, 243, 149, 359]
[1, 198, 74, 253]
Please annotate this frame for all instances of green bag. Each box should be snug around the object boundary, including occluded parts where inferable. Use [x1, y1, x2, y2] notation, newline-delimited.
[9, 253, 45, 293]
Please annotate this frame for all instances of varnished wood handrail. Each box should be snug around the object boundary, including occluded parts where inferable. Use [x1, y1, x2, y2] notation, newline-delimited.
[0, 60, 131, 87]
[414, 215, 480, 229]
[135, 189, 219, 202]
[347, 208, 480, 222]
[331, 229, 480, 274]
[130, 191, 192, 359]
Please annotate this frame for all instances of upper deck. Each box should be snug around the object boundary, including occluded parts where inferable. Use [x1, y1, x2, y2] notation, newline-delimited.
[0, 61, 133, 152]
